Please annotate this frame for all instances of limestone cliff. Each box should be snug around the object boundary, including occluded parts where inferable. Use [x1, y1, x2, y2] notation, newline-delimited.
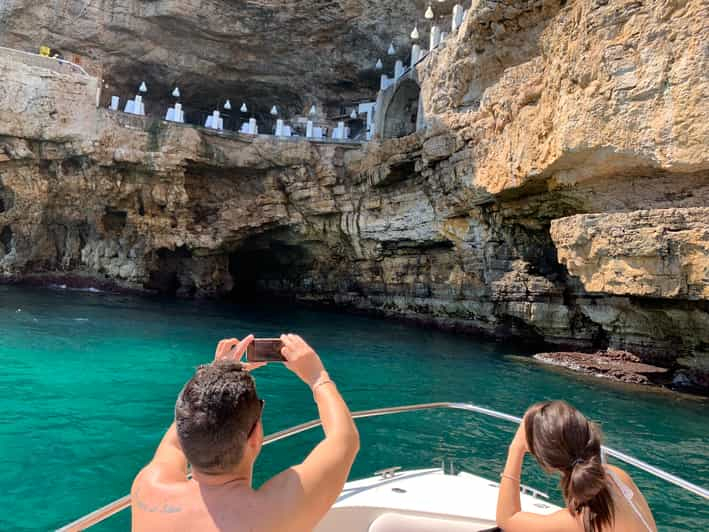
[0, 0, 708, 389]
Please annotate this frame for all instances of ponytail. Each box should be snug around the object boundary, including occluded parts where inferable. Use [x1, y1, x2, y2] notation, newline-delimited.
[525, 401, 616, 532]
[563, 454, 615, 532]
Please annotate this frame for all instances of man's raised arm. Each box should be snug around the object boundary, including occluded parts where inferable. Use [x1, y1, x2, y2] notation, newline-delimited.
[259, 334, 360, 532]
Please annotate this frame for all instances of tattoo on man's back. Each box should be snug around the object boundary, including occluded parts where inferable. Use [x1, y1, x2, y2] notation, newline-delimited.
[134, 488, 182, 514]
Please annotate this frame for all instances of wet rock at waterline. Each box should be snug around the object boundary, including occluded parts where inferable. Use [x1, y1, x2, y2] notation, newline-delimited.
[534, 350, 670, 388]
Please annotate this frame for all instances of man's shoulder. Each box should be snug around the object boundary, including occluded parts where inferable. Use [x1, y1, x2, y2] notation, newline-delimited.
[132, 461, 186, 493]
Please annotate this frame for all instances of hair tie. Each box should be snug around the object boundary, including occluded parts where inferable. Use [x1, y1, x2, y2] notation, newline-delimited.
[571, 457, 585, 468]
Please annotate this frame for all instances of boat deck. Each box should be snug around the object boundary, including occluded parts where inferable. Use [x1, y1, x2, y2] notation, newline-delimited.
[315, 468, 559, 531]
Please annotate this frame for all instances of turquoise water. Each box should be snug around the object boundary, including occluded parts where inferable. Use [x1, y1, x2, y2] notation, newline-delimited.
[0, 286, 707, 531]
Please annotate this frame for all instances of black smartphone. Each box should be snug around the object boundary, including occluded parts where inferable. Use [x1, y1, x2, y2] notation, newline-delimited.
[246, 338, 286, 363]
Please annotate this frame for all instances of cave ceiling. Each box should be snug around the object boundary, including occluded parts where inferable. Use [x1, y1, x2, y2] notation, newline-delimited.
[0, 0, 457, 116]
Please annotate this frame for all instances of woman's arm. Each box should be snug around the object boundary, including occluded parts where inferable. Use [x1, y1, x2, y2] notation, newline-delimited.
[496, 424, 527, 526]
[496, 422, 579, 532]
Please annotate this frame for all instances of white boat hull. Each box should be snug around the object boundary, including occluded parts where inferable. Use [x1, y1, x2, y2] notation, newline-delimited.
[316, 468, 560, 531]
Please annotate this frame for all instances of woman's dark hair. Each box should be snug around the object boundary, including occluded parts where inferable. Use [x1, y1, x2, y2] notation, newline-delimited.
[175, 361, 262, 474]
[524, 401, 614, 532]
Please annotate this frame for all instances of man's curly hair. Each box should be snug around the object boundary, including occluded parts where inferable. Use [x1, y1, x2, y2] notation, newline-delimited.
[175, 361, 261, 474]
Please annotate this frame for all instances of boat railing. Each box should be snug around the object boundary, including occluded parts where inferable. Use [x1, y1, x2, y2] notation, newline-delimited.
[57, 401, 709, 531]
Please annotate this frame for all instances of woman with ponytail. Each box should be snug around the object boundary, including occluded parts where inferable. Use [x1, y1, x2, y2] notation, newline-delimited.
[495, 401, 657, 531]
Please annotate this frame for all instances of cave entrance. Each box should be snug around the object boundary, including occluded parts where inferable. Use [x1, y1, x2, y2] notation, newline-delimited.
[0, 226, 12, 255]
[382, 79, 421, 139]
[228, 235, 316, 302]
[146, 246, 192, 296]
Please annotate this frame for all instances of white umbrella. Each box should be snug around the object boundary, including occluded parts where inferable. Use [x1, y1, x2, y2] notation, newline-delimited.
[387, 42, 396, 55]
[411, 26, 420, 40]
[309, 105, 317, 115]
[270, 105, 278, 116]
[350, 109, 357, 119]
[425, 5, 434, 19]
[171, 87, 180, 98]
[375, 58, 383, 69]
[224, 99, 232, 110]
[139, 81, 147, 93]
[240, 103, 248, 113]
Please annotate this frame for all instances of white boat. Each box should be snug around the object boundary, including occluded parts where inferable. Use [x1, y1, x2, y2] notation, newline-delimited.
[59, 402, 709, 531]
[314, 468, 558, 531]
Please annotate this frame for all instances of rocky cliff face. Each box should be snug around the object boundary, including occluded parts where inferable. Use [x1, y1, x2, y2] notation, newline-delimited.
[1, 0, 707, 389]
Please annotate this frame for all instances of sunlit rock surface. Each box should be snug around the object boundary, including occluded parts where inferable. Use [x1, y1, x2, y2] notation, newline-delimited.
[551, 209, 709, 301]
[1, 0, 708, 388]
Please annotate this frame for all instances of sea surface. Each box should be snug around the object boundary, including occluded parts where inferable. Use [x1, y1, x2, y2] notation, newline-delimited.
[0, 285, 707, 531]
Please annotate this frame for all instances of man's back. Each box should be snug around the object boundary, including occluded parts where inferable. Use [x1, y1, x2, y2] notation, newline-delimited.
[133, 468, 272, 532]
[131, 334, 359, 532]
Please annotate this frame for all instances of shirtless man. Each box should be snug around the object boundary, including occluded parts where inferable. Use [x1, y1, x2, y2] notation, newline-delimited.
[131, 334, 359, 531]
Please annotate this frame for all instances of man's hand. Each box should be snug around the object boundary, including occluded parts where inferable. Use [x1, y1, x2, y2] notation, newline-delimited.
[280, 334, 327, 387]
[213, 335, 265, 372]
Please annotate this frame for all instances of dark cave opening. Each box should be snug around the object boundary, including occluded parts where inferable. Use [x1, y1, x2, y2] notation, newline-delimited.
[228, 235, 317, 302]
[0, 225, 12, 254]
[102, 208, 128, 233]
[376, 159, 417, 187]
[0, 183, 15, 213]
[146, 246, 192, 296]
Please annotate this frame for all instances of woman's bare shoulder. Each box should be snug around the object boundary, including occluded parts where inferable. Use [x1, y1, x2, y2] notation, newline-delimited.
[606, 464, 635, 486]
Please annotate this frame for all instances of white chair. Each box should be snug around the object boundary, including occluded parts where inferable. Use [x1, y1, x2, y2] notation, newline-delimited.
[430, 25, 441, 49]
[134, 95, 145, 115]
[410, 45, 421, 68]
[174, 103, 184, 123]
[395, 60, 404, 80]
[380, 74, 391, 90]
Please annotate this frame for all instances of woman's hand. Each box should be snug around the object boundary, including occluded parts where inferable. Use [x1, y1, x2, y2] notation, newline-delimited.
[213, 335, 266, 372]
[510, 419, 529, 455]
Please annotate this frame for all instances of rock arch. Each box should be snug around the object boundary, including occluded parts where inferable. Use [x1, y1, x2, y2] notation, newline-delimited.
[381, 79, 421, 139]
